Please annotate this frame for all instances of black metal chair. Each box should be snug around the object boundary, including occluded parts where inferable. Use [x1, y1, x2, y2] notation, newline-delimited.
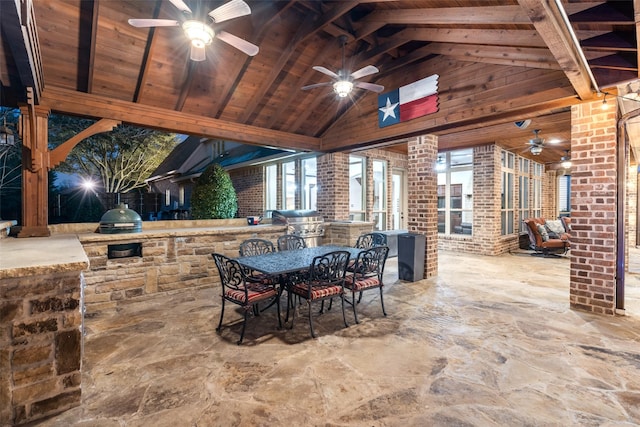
[344, 246, 389, 324]
[354, 232, 387, 249]
[287, 250, 350, 338]
[212, 253, 281, 345]
[239, 238, 275, 256]
[277, 234, 307, 251]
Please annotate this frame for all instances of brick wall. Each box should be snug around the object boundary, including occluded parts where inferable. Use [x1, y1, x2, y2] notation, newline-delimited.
[0, 271, 83, 425]
[407, 135, 438, 278]
[316, 152, 350, 221]
[231, 166, 264, 218]
[570, 100, 618, 315]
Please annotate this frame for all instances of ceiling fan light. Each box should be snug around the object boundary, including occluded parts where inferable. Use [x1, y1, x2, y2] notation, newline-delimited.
[182, 21, 214, 48]
[530, 145, 543, 155]
[333, 80, 353, 97]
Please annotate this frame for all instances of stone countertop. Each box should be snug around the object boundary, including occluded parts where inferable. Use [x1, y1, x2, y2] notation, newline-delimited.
[77, 223, 286, 243]
[0, 234, 89, 280]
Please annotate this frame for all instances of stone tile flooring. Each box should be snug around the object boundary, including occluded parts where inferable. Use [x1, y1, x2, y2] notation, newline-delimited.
[31, 250, 640, 426]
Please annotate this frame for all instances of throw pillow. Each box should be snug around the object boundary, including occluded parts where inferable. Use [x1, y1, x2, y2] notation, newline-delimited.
[545, 225, 560, 239]
[545, 219, 565, 235]
[537, 224, 549, 241]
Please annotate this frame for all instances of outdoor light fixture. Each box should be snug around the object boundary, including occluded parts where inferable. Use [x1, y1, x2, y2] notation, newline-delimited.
[182, 20, 214, 61]
[333, 80, 353, 98]
[601, 93, 609, 110]
[435, 156, 446, 171]
[530, 145, 543, 155]
[561, 150, 572, 169]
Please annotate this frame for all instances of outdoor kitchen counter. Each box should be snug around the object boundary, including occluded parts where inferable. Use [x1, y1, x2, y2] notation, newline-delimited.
[76, 223, 286, 243]
[0, 233, 89, 279]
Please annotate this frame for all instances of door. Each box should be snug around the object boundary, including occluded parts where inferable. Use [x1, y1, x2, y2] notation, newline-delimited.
[392, 168, 407, 230]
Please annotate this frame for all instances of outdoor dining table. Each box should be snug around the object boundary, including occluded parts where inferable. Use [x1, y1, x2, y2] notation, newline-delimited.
[236, 245, 363, 277]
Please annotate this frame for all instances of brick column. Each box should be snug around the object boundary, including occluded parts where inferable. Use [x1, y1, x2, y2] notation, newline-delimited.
[316, 152, 350, 221]
[570, 99, 618, 315]
[407, 135, 438, 278]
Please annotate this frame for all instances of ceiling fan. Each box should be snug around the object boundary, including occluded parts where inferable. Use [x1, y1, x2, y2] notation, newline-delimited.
[301, 36, 384, 98]
[128, 0, 259, 62]
[525, 129, 545, 155]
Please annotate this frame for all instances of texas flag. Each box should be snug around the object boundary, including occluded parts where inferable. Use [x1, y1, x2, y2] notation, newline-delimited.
[378, 74, 439, 128]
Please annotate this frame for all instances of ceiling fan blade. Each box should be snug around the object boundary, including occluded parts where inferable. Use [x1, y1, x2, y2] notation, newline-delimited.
[208, 0, 251, 23]
[128, 19, 179, 28]
[190, 45, 206, 62]
[350, 65, 379, 80]
[168, 0, 192, 14]
[216, 31, 259, 56]
[313, 66, 339, 79]
[355, 81, 385, 93]
[301, 82, 333, 91]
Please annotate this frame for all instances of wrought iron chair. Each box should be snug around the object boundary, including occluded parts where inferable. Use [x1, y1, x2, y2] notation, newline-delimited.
[277, 234, 307, 251]
[354, 232, 387, 249]
[239, 238, 275, 256]
[287, 250, 350, 338]
[212, 253, 281, 345]
[344, 246, 389, 324]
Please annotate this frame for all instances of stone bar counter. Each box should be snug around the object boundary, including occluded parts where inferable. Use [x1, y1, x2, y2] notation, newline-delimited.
[0, 218, 370, 424]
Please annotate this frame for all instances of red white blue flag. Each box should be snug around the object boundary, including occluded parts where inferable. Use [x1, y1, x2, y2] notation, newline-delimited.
[378, 74, 439, 128]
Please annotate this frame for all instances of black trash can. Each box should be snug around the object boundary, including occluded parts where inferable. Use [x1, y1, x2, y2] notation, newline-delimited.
[398, 232, 426, 281]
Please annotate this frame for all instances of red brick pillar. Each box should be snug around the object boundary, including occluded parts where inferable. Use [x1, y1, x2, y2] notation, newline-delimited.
[407, 135, 438, 278]
[570, 99, 618, 315]
[316, 152, 350, 221]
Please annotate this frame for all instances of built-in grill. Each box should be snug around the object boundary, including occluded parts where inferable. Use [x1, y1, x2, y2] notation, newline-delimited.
[99, 203, 142, 234]
[271, 210, 325, 247]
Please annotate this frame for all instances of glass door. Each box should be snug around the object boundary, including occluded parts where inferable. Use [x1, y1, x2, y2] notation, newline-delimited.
[392, 168, 407, 229]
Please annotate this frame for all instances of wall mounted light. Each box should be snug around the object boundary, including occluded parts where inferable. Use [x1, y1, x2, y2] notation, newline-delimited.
[561, 150, 572, 169]
[601, 93, 609, 110]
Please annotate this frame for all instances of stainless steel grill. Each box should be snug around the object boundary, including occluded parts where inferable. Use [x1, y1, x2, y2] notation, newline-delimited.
[271, 210, 325, 247]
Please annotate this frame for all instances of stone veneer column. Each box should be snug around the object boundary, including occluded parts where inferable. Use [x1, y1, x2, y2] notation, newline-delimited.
[407, 135, 438, 278]
[570, 99, 618, 315]
[316, 152, 350, 221]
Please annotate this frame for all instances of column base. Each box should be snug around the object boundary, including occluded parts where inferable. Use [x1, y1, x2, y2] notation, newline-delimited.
[16, 226, 51, 238]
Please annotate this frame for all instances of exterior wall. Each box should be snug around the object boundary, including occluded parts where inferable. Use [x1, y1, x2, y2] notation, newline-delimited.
[407, 135, 438, 278]
[316, 152, 350, 221]
[230, 166, 264, 218]
[542, 170, 558, 219]
[0, 271, 83, 425]
[79, 225, 287, 312]
[570, 99, 618, 315]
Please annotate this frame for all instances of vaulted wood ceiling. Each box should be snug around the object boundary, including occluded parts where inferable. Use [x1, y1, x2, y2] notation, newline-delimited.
[1, 0, 639, 166]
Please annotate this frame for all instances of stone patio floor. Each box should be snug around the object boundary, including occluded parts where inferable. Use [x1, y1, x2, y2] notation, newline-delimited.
[29, 249, 640, 426]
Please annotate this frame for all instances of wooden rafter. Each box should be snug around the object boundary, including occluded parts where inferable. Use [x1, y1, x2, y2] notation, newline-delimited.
[360, 6, 531, 25]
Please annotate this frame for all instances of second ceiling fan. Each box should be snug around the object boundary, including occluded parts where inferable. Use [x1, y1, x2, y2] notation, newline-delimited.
[302, 36, 384, 98]
[128, 0, 258, 62]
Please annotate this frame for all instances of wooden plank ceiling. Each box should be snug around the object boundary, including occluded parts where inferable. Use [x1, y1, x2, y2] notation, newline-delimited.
[1, 0, 638, 166]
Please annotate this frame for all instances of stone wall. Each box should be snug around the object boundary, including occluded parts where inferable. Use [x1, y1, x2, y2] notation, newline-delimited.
[323, 222, 374, 247]
[79, 225, 287, 312]
[0, 271, 83, 425]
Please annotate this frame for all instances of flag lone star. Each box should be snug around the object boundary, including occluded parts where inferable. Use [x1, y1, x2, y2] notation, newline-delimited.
[379, 98, 399, 121]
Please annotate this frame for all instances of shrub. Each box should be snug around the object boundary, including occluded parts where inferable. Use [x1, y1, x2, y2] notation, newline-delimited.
[191, 164, 237, 219]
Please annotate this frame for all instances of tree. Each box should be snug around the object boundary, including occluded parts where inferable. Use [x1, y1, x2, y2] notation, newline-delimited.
[0, 108, 21, 219]
[191, 163, 238, 219]
[48, 114, 179, 193]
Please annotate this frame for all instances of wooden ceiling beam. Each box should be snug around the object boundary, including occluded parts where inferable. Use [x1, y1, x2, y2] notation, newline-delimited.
[407, 28, 547, 48]
[517, 0, 594, 99]
[42, 86, 321, 151]
[360, 6, 531, 25]
[132, 0, 163, 104]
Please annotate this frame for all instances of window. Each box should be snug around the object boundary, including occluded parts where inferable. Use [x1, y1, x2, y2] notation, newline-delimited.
[179, 186, 185, 206]
[301, 157, 317, 210]
[558, 174, 571, 216]
[282, 161, 296, 209]
[532, 162, 543, 218]
[165, 189, 171, 206]
[501, 150, 515, 235]
[265, 164, 277, 214]
[372, 160, 387, 230]
[437, 149, 473, 235]
[518, 158, 530, 233]
[349, 155, 366, 221]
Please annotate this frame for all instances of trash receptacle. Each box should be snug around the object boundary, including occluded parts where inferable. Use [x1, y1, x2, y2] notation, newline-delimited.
[398, 232, 426, 281]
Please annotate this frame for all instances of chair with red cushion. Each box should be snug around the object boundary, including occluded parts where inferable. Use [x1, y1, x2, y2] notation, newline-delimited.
[344, 245, 389, 324]
[288, 250, 350, 338]
[212, 253, 281, 345]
